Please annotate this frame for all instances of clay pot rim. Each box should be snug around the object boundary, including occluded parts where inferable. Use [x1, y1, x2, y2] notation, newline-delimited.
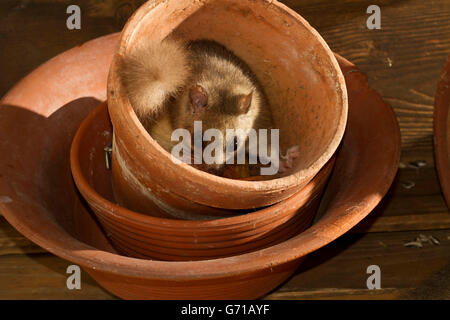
[434, 54, 450, 208]
[108, 0, 348, 194]
[70, 102, 334, 231]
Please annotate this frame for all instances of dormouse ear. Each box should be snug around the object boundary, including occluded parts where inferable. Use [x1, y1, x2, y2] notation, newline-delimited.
[189, 85, 208, 113]
[238, 91, 253, 114]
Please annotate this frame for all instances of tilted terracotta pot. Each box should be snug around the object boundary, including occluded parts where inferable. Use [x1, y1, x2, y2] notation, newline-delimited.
[0, 34, 400, 299]
[434, 54, 450, 209]
[107, 0, 348, 218]
[70, 101, 335, 261]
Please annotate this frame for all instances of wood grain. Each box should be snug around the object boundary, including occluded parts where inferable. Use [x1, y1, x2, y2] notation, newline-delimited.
[0, 0, 449, 299]
[1, 220, 448, 299]
[0, 218, 45, 256]
[266, 229, 450, 299]
[0, 0, 120, 97]
[0, 253, 115, 299]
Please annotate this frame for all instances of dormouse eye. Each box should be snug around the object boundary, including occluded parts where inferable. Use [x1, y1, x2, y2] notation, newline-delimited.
[189, 85, 208, 113]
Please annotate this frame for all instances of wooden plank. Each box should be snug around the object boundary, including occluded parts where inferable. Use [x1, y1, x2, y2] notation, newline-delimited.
[0, 0, 123, 97]
[266, 229, 450, 299]
[353, 213, 450, 233]
[1, 0, 450, 300]
[352, 163, 450, 232]
[1, 226, 448, 299]
[0, 217, 115, 299]
[0, 253, 115, 300]
[0, 217, 45, 256]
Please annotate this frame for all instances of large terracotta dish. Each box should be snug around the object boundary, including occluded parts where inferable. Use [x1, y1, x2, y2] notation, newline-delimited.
[434, 54, 450, 209]
[0, 34, 400, 299]
[107, 0, 348, 215]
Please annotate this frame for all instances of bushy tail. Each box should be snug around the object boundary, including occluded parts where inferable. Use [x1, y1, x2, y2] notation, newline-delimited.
[119, 38, 190, 118]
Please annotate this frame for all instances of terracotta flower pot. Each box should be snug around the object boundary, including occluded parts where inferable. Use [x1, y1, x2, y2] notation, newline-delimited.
[434, 55, 450, 209]
[0, 34, 399, 299]
[70, 101, 335, 261]
[107, 0, 348, 218]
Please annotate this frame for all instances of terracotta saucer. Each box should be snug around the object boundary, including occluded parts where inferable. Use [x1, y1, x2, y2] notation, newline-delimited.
[0, 34, 400, 299]
[434, 55, 450, 209]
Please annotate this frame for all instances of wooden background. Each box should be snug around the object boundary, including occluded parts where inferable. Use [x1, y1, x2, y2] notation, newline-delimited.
[0, 0, 449, 299]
